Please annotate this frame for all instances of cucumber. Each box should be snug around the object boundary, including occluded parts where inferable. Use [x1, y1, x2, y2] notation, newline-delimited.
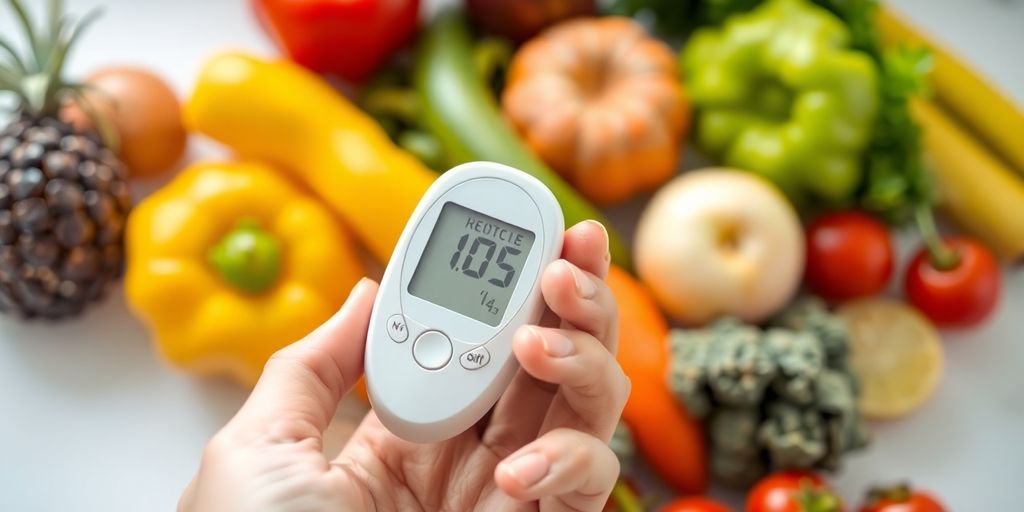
[414, 10, 633, 270]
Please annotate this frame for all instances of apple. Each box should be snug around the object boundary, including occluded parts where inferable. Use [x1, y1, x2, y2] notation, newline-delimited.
[465, 0, 597, 43]
[634, 169, 805, 325]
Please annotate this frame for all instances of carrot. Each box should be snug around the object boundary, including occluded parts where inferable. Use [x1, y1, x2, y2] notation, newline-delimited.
[608, 266, 708, 494]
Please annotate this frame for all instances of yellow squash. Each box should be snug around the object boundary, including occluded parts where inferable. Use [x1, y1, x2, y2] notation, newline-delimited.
[184, 52, 437, 263]
[912, 99, 1024, 262]
[879, 8, 1024, 175]
[126, 161, 365, 386]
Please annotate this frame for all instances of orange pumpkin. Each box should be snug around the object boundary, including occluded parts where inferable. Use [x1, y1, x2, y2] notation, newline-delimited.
[502, 17, 690, 206]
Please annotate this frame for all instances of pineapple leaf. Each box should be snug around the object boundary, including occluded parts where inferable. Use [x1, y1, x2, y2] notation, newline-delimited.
[49, 8, 102, 76]
[40, 7, 102, 116]
[1, 0, 100, 118]
[67, 85, 120, 152]
[48, 0, 63, 48]
[0, 66, 17, 88]
[5, 0, 42, 72]
[76, 81, 118, 110]
[21, 72, 49, 114]
[0, 36, 27, 75]
[0, 67, 30, 105]
[0, 64, 21, 86]
[36, 14, 71, 71]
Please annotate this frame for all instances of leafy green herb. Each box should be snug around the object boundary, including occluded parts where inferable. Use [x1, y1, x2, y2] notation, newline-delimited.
[860, 46, 933, 223]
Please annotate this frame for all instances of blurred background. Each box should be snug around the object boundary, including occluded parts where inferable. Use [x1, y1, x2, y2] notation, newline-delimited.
[1, 0, 1022, 510]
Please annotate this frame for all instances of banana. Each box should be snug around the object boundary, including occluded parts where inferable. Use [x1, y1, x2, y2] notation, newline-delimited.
[912, 99, 1024, 263]
[879, 7, 1024, 176]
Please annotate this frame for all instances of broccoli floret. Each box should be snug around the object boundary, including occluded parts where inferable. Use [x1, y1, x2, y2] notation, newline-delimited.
[705, 319, 776, 407]
[772, 297, 851, 367]
[667, 327, 714, 418]
[708, 406, 761, 457]
[815, 368, 856, 415]
[764, 329, 824, 405]
[758, 401, 827, 469]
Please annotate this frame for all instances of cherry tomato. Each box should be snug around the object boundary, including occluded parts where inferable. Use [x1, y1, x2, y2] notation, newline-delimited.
[747, 472, 842, 512]
[860, 485, 946, 512]
[663, 497, 731, 512]
[905, 237, 1000, 328]
[804, 211, 894, 301]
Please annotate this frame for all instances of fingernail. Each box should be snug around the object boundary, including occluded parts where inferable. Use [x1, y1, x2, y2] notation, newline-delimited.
[502, 452, 549, 488]
[566, 261, 596, 299]
[584, 220, 611, 262]
[540, 329, 574, 358]
[349, 277, 370, 297]
[585, 219, 608, 238]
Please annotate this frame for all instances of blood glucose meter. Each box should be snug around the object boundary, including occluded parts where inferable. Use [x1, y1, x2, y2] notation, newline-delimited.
[365, 161, 564, 443]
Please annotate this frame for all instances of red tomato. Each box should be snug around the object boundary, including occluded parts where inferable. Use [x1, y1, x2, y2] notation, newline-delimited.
[905, 237, 1000, 328]
[860, 487, 946, 512]
[662, 497, 731, 512]
[804, 211, 894, 301]
[746, 472, 841, 512]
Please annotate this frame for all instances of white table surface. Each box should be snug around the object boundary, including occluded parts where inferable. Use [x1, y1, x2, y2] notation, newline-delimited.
[2, 1, 1022, 510]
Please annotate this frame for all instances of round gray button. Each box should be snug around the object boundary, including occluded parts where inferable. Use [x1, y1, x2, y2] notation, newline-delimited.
[386, 314, 408, 343]
[413, 331, 452, 370]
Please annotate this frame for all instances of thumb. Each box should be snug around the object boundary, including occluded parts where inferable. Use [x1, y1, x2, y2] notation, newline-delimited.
[228, 278, 378, 441]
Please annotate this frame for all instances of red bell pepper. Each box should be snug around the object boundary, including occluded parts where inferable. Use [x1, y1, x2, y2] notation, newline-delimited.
[252, 0, 420, 83]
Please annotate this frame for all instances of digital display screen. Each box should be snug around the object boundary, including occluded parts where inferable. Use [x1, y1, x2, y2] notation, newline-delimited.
[408, 202, 536, 326]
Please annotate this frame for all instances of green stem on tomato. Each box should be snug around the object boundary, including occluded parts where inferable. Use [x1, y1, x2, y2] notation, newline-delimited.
[914, 206, 961, 271]
[865, 483, 913, 506]
[795, 479, 843, 512]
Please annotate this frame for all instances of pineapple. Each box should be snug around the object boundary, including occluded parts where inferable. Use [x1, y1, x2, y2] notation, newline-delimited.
[0, 0, 131, 319]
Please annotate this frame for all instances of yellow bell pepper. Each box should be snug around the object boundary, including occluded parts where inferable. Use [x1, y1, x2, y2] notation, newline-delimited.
[125, 161, 365, 386]
[184, 52, 437, 263]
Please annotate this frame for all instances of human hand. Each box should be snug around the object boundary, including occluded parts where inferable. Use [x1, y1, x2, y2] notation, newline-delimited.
[179, 220, 629, 511]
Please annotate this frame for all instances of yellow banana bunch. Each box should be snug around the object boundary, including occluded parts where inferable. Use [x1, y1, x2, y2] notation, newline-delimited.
[879, 7, 1024, 175]
[911, 100, 1024, 262]
[881, 7, 1024, 262]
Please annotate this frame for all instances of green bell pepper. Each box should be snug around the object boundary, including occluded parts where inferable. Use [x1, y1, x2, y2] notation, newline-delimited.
[682, 0, 878, 205]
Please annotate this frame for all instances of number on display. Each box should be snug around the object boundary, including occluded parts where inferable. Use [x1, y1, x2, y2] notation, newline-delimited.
[479, 290, 499, 315]
[450, 234, 520, 288]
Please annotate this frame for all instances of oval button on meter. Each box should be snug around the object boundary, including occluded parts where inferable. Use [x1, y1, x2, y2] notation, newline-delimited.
[386, 314, 408, 343]
[460, 347, 490, 370]
[365, 161, 564, 443]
